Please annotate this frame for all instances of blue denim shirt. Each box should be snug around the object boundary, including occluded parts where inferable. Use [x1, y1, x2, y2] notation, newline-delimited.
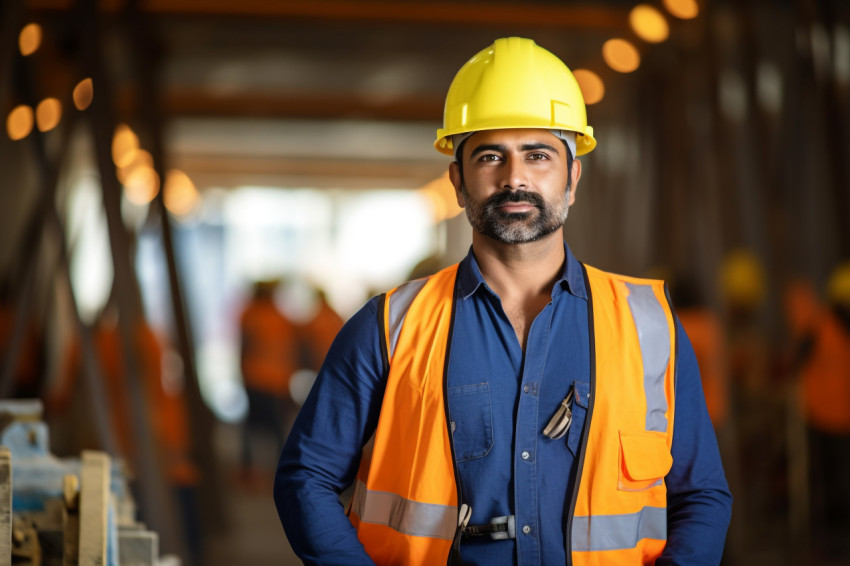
[275, 245, 732, 566]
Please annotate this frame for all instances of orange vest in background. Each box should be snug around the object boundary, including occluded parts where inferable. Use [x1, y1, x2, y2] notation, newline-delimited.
[51, 321, 198, 485]
[800, 310, 850, 434]
[349, 263, 677, 565]
[302, 300, 344, 371]
[677, 308, 728, 428]
[240, 298, 298, 397]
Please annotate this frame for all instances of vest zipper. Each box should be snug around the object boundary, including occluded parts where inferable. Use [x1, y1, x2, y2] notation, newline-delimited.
[565, 264, 597, 566]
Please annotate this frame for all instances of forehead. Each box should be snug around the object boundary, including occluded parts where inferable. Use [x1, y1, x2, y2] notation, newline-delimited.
[464, 128, 562, 153]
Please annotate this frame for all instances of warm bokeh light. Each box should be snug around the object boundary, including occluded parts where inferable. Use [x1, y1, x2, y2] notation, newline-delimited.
[73, 78, 94, 110]
[123, 165, 160, 205]
[164, 169, 200, 216]
[19, 23, 42, 56]
[36, 98, 62, 132]
[417, 171, 462, 222]
[572, 69, 605, 105]
[663, 0, 699, 19]
[602, 39, 641, 73]
[630, 5, 670, 43]
[7, 105, 34, 141]
[112, 124, 140, 167]
[117, 149, 154, 184]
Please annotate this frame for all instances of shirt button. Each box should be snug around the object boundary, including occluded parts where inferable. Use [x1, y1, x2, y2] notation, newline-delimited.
[521, 451, 530, 460]
[523, 385, 529, 393]
[522, 525, 531, 535]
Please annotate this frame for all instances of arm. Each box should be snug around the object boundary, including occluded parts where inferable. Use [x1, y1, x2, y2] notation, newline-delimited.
[658, 323, 733, 565]
[274, 297, 384, 566]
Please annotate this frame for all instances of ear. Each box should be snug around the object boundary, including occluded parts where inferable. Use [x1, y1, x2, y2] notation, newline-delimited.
[449, 162, 466, 207]
[568, 159, 582, 206]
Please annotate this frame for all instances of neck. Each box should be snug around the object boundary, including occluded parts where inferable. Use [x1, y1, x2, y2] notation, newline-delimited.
[471, 230, 566, 300]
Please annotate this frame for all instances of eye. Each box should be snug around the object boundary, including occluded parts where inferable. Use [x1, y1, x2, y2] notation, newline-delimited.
[527, 152, 549, 161]
[477, 153, 501, 163]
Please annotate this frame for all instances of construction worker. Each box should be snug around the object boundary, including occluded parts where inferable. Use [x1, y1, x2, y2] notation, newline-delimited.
[49, 304, 202, 563]
[239, 278, 299, 481]
[791, 263, 850, 559]
[670, 275, 728, 428]
[275, 38, 731, 565]
[299, 287, 344, 373]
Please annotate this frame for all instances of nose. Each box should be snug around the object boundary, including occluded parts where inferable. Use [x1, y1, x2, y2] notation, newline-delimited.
[501, 153, 529, 191]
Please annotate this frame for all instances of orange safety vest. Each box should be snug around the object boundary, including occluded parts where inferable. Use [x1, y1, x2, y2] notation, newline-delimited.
[349, 262, 677, 565]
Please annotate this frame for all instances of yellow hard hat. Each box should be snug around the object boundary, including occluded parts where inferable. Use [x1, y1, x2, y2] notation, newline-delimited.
[827, 262, 850, 306]
[720, 249, 765, 307]
[434, 37, 597, 157]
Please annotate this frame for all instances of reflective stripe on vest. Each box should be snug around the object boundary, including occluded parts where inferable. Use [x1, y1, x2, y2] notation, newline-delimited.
[388, 278, 429, 358]
[350, 479, 457, 540]
[571, 505, 666, 551]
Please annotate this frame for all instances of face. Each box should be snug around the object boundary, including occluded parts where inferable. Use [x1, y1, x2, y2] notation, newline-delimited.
[449, 129, 581, 245]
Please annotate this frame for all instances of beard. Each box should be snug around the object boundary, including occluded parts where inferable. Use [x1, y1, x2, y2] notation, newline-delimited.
[463, 187, 570, 244]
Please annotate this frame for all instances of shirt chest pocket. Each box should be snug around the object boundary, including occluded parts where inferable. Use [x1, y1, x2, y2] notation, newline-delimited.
[448, 383, 494, 462]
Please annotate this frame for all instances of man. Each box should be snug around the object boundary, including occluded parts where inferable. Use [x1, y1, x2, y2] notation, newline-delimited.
[275, 37, 731, 565]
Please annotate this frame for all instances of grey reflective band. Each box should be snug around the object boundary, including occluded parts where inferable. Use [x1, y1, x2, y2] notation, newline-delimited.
[350, 480, 457, 540]
[625, 283, 671, 433]
[388, 278, 429, 358]
[571, 506, 667, 552]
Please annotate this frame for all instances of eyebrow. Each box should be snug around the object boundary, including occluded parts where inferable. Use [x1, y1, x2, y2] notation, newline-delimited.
[468, 142, 560, 159]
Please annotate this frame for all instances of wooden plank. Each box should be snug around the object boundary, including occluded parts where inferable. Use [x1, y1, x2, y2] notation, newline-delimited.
[78, 451, 110, 566]
[26, 0, 626, 31]
[63, 474, 80, 566]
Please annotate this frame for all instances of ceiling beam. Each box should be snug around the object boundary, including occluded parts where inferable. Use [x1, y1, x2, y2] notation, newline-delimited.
[26, 0, 627, 31]
[159, 88, 442, 121]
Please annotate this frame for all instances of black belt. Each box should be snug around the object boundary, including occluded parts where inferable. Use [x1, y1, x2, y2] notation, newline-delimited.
[462, 515, 516, 540]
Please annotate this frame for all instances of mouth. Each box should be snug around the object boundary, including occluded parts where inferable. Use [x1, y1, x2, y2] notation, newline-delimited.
[497, 202, 537, 214]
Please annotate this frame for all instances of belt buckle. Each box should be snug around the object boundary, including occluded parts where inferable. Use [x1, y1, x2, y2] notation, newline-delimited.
[489, 515, 516, 540]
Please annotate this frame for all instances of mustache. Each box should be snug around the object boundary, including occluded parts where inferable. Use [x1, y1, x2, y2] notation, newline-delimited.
[485, 190, 545, 209]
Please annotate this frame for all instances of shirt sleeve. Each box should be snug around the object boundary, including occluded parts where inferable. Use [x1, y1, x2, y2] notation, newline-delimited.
[658, 322, 733, 565]
[274, 296, 385, 566]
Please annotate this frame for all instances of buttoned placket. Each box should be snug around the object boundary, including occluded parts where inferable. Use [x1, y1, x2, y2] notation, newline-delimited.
[514, 299, 555, 566]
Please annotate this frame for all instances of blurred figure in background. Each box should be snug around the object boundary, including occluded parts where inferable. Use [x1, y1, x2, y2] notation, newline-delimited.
[299, 286, 344, 373]
[720, 250, 785, 526]
[48, 300, 202, 564]
[670, 275, 728, 428]
[787, 263, 850, 562]
[239, 278, 299, 485]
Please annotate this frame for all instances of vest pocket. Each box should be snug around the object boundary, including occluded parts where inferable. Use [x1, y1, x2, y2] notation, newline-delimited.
[617, 430, 673, 492]
[448, 383, 494, 462]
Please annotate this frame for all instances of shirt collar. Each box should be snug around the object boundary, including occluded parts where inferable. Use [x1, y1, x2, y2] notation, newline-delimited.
[456, 242, 588, 301]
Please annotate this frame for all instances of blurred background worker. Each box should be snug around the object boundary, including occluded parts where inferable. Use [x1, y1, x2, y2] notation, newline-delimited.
[299, 286, 345, 374]
[670, 275, 729, 428]
[719, 250, 785, 526]
[789, 262, 850, 561]
[48, 298, 202, 564]
[238, 278, 300, 485]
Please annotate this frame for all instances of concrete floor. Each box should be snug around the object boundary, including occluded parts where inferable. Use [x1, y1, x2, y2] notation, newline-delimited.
[202, 422, 301, 566]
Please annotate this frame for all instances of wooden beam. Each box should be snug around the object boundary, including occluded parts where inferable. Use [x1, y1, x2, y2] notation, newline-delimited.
[26, 0, 627, 31]
[159, 89, 443, 121]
